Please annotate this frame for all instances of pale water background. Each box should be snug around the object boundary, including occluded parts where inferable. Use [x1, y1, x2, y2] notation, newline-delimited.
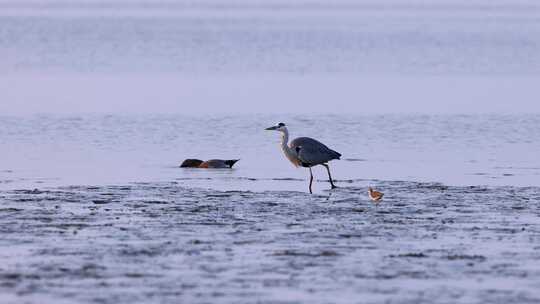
[1, 1, 540, 303]
[1, 0, 540, 114]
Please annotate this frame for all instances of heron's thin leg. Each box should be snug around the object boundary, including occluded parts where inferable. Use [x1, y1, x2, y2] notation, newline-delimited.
[309, 167, 313, 194]
[322, 164, 337, 189]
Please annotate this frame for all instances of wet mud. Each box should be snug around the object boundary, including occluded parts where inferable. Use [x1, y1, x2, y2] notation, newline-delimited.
[1, 181, 540, 303]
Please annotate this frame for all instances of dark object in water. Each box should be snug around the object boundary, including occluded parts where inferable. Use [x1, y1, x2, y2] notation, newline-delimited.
[180, 159, 239, 169]
[180, 159, 204, 168]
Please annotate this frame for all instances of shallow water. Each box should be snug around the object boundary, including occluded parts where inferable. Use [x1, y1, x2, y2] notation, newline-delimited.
[1, 182, 540, 303]
[1, 114, 540, 191]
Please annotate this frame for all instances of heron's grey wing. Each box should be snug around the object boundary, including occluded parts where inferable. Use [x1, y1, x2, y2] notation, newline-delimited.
[291, 137, 341, 165]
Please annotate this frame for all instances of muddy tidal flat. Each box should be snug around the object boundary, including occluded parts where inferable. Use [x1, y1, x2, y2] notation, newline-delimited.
[1, 181, 540, 303]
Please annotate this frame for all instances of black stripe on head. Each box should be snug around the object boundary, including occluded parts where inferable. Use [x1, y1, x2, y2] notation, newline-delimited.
[278, 123, 285, 127]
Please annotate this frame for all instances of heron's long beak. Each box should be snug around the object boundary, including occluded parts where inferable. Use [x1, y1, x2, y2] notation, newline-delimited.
[265, 126, 278, 130]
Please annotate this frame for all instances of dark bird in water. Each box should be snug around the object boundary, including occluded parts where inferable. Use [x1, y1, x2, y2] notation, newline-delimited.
[265, 122, 341, 193]
[368, 187, 384, 203]
[180, 159, 240, 169]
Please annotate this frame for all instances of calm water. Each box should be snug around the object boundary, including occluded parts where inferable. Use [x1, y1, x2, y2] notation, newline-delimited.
[1, 0, 540, 75]
[2, 0, 540, 115]
[1, 114, 540, 192]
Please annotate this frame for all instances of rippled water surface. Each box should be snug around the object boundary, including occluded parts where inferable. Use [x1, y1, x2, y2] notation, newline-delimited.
[1, 182, 540, 303]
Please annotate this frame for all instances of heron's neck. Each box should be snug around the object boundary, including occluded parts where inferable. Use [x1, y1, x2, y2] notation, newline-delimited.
[280, 128, 298, 167]
[280, 128, 290, 150]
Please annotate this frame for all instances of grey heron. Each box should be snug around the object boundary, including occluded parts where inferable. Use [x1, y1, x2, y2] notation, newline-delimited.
[180, 159, 240, 168]
[265, 122, 341, 193]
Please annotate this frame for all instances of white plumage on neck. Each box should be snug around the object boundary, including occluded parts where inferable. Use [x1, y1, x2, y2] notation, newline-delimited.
[279, 127, 300, 167]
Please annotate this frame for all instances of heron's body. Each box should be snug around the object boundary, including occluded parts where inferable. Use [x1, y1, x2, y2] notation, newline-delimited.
[180, 159, 239, 169]
[291, 137, 341, 167]
[267, 123, 341, 193]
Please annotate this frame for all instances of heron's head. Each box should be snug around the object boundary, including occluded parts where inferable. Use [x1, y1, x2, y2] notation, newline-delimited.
[265, 122, 287, 132]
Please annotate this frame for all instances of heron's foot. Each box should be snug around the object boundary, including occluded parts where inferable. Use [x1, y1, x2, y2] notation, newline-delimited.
[331, 185, 338, 189]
